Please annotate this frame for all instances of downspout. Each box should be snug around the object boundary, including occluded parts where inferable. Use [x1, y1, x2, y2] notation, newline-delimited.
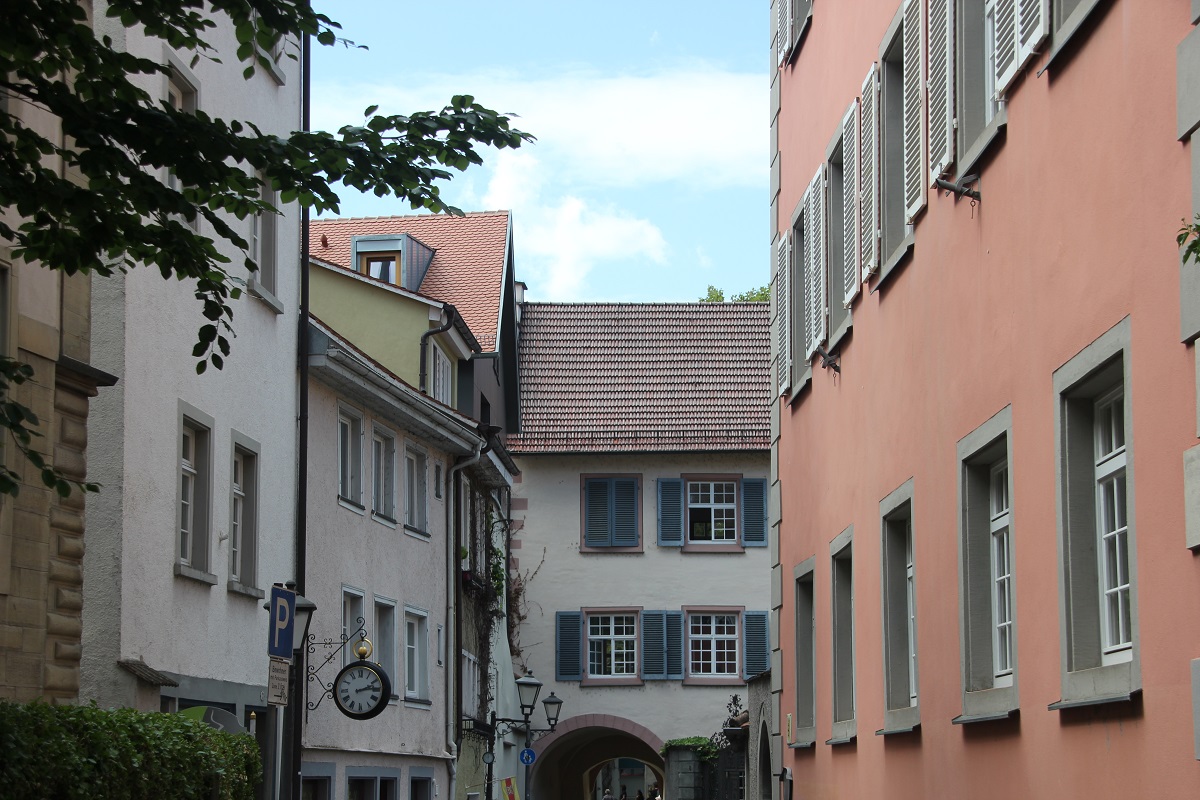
[420, 303, 457, 392]
[446, 432, 485, 800]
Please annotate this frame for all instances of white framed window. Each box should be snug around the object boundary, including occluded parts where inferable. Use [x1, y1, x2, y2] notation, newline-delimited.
[250, 172, 277, 296]
[366, 255, 396, 284]
[374, 598, 398, 698]
[461, 650, 482, 719]
[338, 406, 363, 506]
[342, 588, 365, 667]
[687, 481, 738, 543]
[229, 442, 258, 588]
[404, 608, 430, 700]
[372, 428, 396, 522]
[880, 479, 918, 732]
[431, 342, 453, 406]
[587, 613, 638, 678]
[405, 447, 428, 532]
[687, 612, 739, 676]
[990, 461, 1013, 685]
[459, 474, 472, 568]
[163, 63, 199, 230]
[177, 404, 213, 578]
[1094, 388, 1131, 661]
[954, 0, 1007, 179]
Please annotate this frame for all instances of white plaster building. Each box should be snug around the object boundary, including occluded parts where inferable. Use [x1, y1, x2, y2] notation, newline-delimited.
[81, 4, 302, 775]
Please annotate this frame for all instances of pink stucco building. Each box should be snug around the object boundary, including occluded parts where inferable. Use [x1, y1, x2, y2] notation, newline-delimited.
[767, 0, 1200, 796]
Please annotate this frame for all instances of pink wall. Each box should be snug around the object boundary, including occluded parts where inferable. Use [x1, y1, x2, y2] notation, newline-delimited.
[776, 1, 1200, 796]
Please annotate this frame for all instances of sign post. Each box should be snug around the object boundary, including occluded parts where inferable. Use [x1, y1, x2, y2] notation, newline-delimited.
[268, 584, 297, 659]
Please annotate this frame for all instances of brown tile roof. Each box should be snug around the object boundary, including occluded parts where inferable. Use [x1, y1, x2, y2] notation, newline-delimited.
[508, 302, 771, 454]
[310, 211, 510, 351]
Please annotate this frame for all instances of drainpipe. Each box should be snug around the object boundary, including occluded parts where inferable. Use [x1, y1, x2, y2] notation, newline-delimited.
[446, 433, 485, 800]
[420, 304, 457, 393]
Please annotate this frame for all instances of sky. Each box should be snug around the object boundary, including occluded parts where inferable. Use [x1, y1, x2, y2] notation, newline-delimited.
[310, 2, 768, 304]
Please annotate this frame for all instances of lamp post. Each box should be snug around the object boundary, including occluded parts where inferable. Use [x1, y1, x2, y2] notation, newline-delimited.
[493, 672, 564, 800]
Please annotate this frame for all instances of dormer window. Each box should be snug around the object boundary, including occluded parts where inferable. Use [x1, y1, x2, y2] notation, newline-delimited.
[350, 234, 436, 292]
[365, 255, 397, 283]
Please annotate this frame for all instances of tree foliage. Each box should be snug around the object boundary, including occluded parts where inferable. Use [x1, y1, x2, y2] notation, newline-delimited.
[0, 0, 532, 495]
[698, 284, 770, 302]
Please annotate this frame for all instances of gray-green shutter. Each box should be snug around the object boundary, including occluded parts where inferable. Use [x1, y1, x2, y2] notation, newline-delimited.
[613, 478, 639, 547]
[666, 611, 684, 679]
[658, 479, 684, 546]
[556, 611, 583, 681]
[584, 479, 612, 547]
[744, 611, 770, 678]
[642, 611, 666, 679]
[742, 479, 768, 546]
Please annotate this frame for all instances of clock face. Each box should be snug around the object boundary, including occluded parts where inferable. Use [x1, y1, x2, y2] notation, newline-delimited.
[333, 660, 391, 720]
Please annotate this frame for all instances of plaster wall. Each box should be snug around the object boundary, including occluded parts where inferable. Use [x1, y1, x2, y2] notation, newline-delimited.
[774, 1, 1200, 797]
[513, 451, 770, 744]
[83, 9, 301, 707]
[303, 379, 451, 758]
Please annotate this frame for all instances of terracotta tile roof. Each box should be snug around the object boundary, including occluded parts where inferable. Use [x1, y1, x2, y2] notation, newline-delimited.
[508, 303, 771, 454]
[310, 211, 510, 351]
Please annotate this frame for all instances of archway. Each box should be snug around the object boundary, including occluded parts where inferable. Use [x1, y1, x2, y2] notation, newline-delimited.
[530, 714, 665, 800]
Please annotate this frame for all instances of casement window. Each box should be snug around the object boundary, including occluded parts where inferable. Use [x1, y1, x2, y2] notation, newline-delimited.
[374, 598, 398, 699]
[1052, 317, 1139, 709]
[876, 0, 923, 282]
[404, 608, 430, 701]
[459, 474, 473, 569]
[795, 167, 827, 362]
[176, 404, 214, 581]
[831, 101, 860, 312]
[229, 442, 259, 590]
[346, 774, 401, 800]
[793, 560, 817, 747]
[582, 476, 640, 549]
[338, 406, 364, 507]
[342, 588, 365, 666]
[994, 0, 1048, 95]
[954, 0, 1008, 179]
[828, 527, 855, 744]
[775, 0, 813, 67]
[657, 477, 767, 549]
[588, 613, 639, 678]
[164, 61, 200, 230]
[365, 255, 397, 284]
[859, 65, 880, 278]
[461, 650, 482, 719]
[371, 428, 396, 522]
[879, 481, 919, 734]
[404, 447, 428, 533]
[555, 609, 767, 683]
[774, 232, 793, 394]
[956, 407, 1019, 722]
[249, 173, 278, 298]
[431, 343, 453, 406]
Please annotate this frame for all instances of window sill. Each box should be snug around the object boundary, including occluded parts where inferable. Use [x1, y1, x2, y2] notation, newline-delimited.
[338, 496, 365, 515]
[824, 734, 856, 747]
[875, 234, 914, 290]
[957, 109, 1007, 184]
[403, 524, 431, 541]
[681, 543, 745, 554]
[579, 544, 644, 554]
[787, 364, 813, 406]
[1048, 689, 1139, 712]
[875, 722, 920, 736]
[255, 49, 287, 86]
[227, 580, 264, 599]
[952, 708, 1018, 725]
[827, 309, 852, 354]
[1040, 0, 1110, 78]
[879, 705, 920, 734]
[581, 676, 644, 688]
[174, 563, 218, 586]
[682, 676, 743, 687]
[960, 683, 1019, 721]
[788, 740, 815, 750]
[404, 697, 433, 710]
[248, 277, 284, 315]
[372, 512, 398, 528]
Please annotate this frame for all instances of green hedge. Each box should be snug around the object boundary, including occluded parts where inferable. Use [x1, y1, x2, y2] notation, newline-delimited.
[0, 701, 261, 800]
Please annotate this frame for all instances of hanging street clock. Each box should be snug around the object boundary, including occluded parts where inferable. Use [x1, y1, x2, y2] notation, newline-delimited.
[332, 638, 392, 721]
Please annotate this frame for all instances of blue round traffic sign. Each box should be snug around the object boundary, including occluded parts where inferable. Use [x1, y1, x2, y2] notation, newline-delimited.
[519, 748, 536, 765]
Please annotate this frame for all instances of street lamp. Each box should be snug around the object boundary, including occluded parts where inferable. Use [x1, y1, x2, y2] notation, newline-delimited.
[490, 672, 564, 800]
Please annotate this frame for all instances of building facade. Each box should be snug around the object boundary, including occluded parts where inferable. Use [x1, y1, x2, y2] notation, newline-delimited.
[508, 302, 772, 800]
[770, 0, 1200, 796]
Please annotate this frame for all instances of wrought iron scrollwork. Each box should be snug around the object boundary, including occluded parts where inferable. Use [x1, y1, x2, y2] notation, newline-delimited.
[305, 615, 368, 716]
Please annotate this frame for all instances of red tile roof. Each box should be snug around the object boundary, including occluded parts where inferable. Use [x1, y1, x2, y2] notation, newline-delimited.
[508, 303, 771, 454]
[310, 211, 510, 351]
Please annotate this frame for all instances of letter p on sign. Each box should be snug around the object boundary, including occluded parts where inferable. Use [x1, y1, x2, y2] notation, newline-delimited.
[268, 585, 296, 660]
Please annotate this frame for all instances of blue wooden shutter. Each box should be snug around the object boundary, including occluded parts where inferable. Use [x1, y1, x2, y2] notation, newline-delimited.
[657, 479, 684, 547]
[666, 611, 684, 679]
[744, 611, 770, 678]
[741, 479, 768, 546]
[584, 479, 613, 547]
[613, 478, 639, 547]
[556, 611, 583, 681]
[642, 611, 666, 680]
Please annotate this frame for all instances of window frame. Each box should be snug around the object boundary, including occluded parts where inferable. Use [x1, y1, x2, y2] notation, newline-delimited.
[371, 426, 397, 524]
[955, 406, 1019, 722]
[228, 431, 261, 597]
[247, 171, 281, 311]
[403, 607, 431, 703]
[954, 0, 1009, 181]
[431, 341, 453, 406]
[342, 586, 366, 667]
[175, 401, 215, 584]
[1051, 316, 1139, 710]
[879, 480, 920, 735]
[828, 526, 856, 745]
[374, 597, 399, 701]
[581, 474, 642, 552]
[1048, 0, 1105, 66]
[337, 404, 364, 511]
[583, 607, 643, 686]
[876, 2, 917, 285]
[163, 51, 200, 231]
[404, 445, 429, 535]
[686, 479, 740, 545]
[792, 557, 817, 748]
[683, 606, 744, 686]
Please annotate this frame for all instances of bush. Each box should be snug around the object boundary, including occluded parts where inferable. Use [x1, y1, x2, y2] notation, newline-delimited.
[0, 701, 261, 800]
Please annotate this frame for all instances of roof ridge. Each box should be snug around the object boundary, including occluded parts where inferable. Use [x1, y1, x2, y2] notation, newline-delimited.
[312, 210, 511, 225]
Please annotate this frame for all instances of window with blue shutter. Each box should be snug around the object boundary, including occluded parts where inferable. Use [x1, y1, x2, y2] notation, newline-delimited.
[556, 611, 583, 681]
[658, 479, 684, 546]
[583, 477, 640, 548]
[741, 480, 768, 546]
[743, 611, 770, 678]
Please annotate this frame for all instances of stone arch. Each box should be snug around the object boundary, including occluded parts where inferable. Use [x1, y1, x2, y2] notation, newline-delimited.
[530, 714, 666, 800]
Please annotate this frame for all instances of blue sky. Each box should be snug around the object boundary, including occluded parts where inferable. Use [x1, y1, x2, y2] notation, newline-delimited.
[310, 3, 768, 303]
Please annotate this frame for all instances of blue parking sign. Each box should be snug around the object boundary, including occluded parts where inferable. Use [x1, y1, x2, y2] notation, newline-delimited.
[268, 585, 296, 659]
